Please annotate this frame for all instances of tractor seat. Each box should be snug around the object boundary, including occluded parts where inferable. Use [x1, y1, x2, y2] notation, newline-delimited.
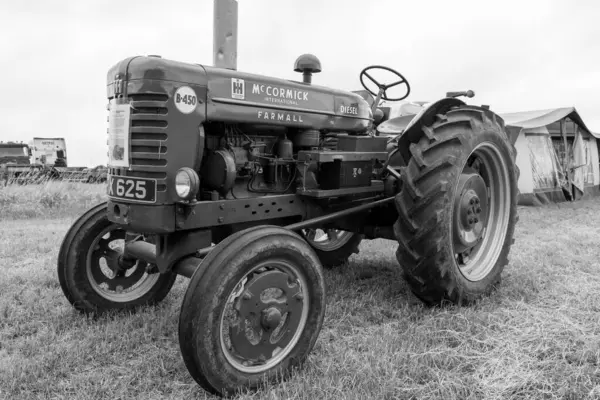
[376, 114, 417, 135]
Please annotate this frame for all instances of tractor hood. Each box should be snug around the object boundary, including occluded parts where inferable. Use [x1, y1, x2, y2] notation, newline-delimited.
[106, 56, 210, 86]
[106, 55, 372, 132]
[106, 56, 211, 98]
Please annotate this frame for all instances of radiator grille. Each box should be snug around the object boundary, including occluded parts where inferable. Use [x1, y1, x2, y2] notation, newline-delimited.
[109, 92, 168, 192]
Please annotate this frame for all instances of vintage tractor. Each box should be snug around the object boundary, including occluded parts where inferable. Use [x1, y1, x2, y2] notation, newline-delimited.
[57, 1, 519, 397]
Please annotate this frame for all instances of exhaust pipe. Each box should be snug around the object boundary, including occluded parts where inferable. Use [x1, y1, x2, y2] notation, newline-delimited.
[213, 0, 238, 70]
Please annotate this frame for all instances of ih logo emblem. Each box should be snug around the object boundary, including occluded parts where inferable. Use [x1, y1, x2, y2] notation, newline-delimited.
[231, 78, 245, 100]
[353, 168, 363, 177]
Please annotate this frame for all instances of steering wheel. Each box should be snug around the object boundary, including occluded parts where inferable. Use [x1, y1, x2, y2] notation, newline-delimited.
[359, 65, 411, 102]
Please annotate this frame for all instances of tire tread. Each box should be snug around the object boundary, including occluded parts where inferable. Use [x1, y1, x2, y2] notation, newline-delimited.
[393, 106, 519, 305]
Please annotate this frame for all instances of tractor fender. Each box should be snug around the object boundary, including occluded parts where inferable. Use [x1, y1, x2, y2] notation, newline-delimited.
[393, 97, 466, 165]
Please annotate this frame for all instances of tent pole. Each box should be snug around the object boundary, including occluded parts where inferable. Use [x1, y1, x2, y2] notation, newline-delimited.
[561, 118, 572, 200]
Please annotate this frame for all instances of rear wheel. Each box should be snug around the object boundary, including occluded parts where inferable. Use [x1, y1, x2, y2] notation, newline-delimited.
[301, 228, 362, 268]
[394, 105, 519, 305]
[57, 204, 177, 314]
[179, 225, 326, 397]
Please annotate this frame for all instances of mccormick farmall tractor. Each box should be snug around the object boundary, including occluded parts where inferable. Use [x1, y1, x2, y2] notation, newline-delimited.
[58, 0, 519, 397]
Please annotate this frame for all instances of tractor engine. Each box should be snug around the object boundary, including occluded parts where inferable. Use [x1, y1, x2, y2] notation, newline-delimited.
[201, 123, 297, 198]
[199, 122, 354, 199]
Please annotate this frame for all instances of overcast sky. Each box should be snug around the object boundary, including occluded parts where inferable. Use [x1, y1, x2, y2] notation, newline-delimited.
[1, 0, 599, 167]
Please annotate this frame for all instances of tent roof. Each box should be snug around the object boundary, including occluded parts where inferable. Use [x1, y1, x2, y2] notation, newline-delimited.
[499, 107, 600, 139]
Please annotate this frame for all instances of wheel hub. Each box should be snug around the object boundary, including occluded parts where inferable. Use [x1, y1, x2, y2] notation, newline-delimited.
[229, 269, 305, 361]
[453, 172, 489, 253]
[117, 254, 137, 270]
[261, 307, 282, 331]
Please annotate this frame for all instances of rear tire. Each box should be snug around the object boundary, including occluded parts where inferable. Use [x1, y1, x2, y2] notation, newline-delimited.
[179, 225, 326, 397]
[394, 105, 519, 305]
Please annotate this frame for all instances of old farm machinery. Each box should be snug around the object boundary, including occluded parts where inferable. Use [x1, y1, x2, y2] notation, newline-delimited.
[0, 138, 106, 185]
[57, 0, 519, 397]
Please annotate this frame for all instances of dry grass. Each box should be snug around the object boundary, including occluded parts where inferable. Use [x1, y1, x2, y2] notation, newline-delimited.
[1, 183, 600, 400]
[0, 181, 106, 220]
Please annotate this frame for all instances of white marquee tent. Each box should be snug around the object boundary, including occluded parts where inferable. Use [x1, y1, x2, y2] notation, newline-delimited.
[500, 107, 600, 205]
[367, 98, 600, 206]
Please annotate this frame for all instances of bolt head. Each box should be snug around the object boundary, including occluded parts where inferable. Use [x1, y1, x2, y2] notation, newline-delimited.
[468, 218, 474, 225]
[468, 209, 473, 215]
[474, 218, 479, 223]
[476, 207, 482, 213]
[470, 199, 475, 205]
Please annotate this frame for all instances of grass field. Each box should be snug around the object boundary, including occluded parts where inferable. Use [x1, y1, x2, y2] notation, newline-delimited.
[1, 182, 600, 399]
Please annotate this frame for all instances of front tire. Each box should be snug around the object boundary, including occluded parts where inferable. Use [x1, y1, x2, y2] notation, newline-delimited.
[178, 225, 326, 397]
[57, 203, 177, 314]
[394, 106, 519, 305]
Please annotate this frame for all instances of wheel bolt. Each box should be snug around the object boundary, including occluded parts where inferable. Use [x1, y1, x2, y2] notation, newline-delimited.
[476, 207, 482, 213]
[475, 198, 480, 204]
[243, 292, 252, 300]
[468, 209, 473, 215]
[295, 293, 304, 301]
[469, 218, 474, 225]
[474, 218, 479, 223]
[470, 199, 475, 205]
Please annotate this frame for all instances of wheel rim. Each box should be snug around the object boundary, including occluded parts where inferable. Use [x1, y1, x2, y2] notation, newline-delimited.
[219, 259, 309, 373]
[302, 228, 354, 251]
[86, 226, 160, 302]
[452, 142, 511, 282]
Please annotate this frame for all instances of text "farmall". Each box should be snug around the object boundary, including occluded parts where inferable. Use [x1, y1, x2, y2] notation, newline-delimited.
[257, 110, 304, 122]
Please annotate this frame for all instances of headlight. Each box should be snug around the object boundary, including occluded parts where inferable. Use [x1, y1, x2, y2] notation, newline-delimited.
[175, 167, 200, 201]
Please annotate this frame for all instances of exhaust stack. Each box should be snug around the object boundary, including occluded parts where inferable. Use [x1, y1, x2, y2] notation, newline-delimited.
[213, 0, 238, 70]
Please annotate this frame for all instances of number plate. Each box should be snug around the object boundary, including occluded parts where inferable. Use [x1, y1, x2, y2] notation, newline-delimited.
[107, 175, 157, 203]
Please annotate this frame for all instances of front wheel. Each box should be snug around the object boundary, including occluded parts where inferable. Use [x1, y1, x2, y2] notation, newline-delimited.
[394, 105, 519, 305]
[57, 203, 177, 314]
[178, 225, 326, 397]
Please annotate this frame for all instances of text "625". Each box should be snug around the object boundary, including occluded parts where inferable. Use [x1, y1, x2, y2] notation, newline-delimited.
[109, 179, 147, 199]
